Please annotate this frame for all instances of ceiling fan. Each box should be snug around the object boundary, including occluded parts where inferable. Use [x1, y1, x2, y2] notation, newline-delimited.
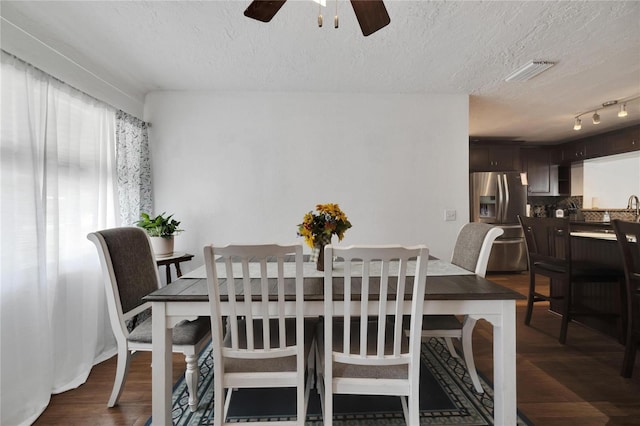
[244, 0, 390, 37]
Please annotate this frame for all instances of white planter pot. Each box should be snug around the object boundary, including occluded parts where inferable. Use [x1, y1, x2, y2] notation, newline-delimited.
[150, 236, 174, 257]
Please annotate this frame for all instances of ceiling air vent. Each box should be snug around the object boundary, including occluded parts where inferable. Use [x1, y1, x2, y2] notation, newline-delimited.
[505, 61, 555, 82]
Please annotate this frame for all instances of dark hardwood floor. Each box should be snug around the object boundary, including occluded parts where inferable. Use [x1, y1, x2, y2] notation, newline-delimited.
[32, 272, 640, 425]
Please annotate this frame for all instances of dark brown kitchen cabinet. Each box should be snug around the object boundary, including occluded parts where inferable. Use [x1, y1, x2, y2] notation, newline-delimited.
[469, 144, 520, 171]
[560, 140, 586, 163]
[556, 125, 639, 164]
[585, 136, 605, 159]
[558, 136, 604, 164]
[549, 145, 564, 164]
[603, 125, 640, 155]
[524, 148, 556, 195]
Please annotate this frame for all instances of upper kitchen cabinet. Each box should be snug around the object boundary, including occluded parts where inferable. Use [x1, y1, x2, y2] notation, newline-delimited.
[558, 137, 604, 163]
[549, 144, 564, 164]
[556, 124, 639, 164]
[603, 125, 640, 155]
[523, 147, 557, 195]
[469, 143, 521, 172]
[559, 140, 586, 163]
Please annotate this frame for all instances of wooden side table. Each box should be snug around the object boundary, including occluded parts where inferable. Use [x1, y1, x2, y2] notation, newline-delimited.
[155, 252, 194, 284]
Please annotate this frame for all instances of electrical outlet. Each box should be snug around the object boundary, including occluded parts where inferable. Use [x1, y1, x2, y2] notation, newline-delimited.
[444, 209, 456, 221]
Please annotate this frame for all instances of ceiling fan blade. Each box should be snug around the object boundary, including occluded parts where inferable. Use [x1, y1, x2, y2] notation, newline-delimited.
[350, 0, 390, 36]
[244, 0, 287, 23]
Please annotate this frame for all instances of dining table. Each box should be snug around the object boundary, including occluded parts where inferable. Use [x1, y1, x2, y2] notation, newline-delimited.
[144, 257, 525, 425]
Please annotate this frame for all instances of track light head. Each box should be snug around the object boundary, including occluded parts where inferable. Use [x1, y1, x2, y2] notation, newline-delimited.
[592, 111, 600, 124]
[573, 117, 582, 130]
[618, 103, 628, 118]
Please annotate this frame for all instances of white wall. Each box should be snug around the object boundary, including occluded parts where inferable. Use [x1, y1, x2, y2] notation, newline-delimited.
[144, 91, 469, 269]
[582, 151, 640, 208]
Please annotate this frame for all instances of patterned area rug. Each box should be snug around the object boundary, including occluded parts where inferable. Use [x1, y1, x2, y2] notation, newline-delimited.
[147, 338, 532, 425]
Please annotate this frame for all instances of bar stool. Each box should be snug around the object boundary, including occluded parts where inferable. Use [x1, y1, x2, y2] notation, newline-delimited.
[518, 216, 625, 344]
[612, 219, 640, 378]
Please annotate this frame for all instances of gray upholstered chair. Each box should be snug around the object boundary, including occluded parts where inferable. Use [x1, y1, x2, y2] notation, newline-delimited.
[420, 223, 503, 393]
[88, 227, 211, 410]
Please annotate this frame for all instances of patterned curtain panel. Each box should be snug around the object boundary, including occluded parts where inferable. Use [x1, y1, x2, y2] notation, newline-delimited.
[115, 110, 152, 226]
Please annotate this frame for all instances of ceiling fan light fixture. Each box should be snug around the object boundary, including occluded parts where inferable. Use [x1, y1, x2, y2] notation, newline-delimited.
[573, 117, 582, 131]
[592, 111, 600, 124]
[245, 0, 389, 36]
[619, 103, 628, 117]
[504, 61, 555, 82]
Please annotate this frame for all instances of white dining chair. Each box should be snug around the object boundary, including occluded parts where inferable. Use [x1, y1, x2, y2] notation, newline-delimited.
[87, 227, 211, 411]
[419, 222, 503, 393]
[203, 243, 316, 426]
[317, 244, 429, 426]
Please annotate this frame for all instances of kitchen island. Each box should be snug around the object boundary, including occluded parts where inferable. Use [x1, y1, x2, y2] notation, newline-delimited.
[545, 222, 625, 340]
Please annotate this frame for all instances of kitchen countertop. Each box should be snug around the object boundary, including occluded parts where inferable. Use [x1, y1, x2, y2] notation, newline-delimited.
[570, 221, 616, 240]
[581, 209, 633, 212]
[570, 231, 617, 241]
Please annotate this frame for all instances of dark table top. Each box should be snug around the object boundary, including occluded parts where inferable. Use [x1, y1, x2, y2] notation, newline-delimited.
[145, 274, 525, 303]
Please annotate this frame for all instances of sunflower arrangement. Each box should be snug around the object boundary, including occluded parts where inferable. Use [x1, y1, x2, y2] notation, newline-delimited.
[297, 203, 352, 248]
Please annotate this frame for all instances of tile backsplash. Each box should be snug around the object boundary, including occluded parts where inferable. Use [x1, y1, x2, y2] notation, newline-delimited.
[529, 195, 582, 218]
[528, 195, 639, 221]
[582, 209, 638, 222]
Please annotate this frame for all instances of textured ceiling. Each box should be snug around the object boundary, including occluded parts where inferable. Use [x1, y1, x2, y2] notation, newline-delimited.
[2, 0, 639, 143]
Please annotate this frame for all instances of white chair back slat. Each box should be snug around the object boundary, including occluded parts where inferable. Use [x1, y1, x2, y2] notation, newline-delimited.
[240, 259, 255, 351]
[259, 258, 270, 349]
[343, 261, 352, 353]
[359, 260, 370, 356]
[377, 260, 390, 357]
[276, 258, 287, 348]
[394, 259, 409, 356]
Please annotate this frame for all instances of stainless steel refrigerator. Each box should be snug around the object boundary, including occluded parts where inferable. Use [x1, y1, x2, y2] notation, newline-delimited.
[470, 172, 528, 272]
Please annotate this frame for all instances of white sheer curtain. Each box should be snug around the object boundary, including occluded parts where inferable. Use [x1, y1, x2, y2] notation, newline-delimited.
[1, 51, 119, 425]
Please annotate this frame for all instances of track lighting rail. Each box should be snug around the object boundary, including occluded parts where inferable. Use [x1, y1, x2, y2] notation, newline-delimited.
[573, 95, 640, 130]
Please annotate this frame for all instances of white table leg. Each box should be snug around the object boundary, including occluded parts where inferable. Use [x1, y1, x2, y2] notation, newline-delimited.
[492, 300, 517, 426]
[152, 302, 173, 426]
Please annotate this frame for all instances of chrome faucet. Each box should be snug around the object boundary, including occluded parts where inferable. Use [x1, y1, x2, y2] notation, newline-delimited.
[628, 195, 640, 222]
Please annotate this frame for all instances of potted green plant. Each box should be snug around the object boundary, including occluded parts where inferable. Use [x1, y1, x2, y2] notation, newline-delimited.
[136, 212, 183, 257]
